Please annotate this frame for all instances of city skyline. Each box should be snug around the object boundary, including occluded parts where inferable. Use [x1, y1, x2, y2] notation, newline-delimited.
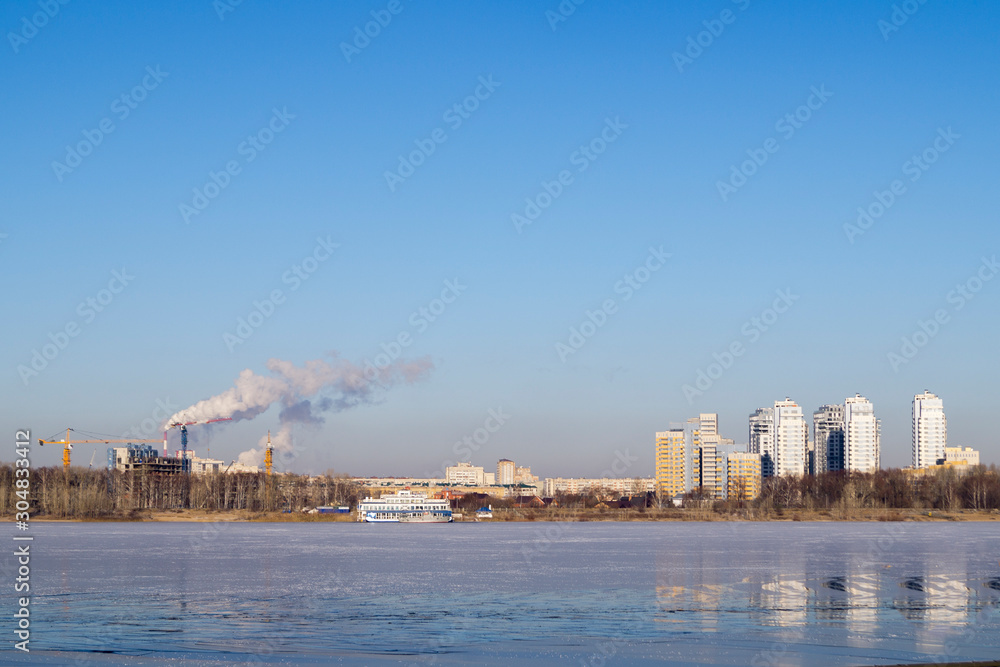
[19, 386, 992, 480]
[5, 3, 998, 665]
[3, 1, 998, 477]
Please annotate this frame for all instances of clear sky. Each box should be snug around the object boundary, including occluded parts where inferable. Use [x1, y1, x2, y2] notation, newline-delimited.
[2, 0, 998, 476]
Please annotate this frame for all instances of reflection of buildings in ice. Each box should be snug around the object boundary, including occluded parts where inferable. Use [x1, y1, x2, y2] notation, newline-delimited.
[654, 552, 720, 631]
[893, 569, 979, 656]
[759, 577, 808, 627]
[814, 577, 849, 622]
[654, 583, 725, 632]
[985, 578, 1000, 604]
[654, 541, 750, 633]
[814, 574, 879, 630]
[845, 574, 880, 629]
[894, 574, 972, 626]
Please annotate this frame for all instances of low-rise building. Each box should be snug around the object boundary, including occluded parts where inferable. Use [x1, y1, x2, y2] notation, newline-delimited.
[190, 456, 226, 475]
[542, 477, 655, 497]
[515, 466, 538, 484]
[445, 462, 490, 486]
[726, 451, 761, 501]
[944, 447, 980, 466]
[354, 477, 444, 487]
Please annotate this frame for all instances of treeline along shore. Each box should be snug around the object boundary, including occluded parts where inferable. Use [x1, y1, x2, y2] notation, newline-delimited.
[1, 464, 999, 521]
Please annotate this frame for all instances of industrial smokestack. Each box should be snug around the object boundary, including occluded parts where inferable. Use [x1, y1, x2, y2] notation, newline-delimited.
[166, 354, 433, 465]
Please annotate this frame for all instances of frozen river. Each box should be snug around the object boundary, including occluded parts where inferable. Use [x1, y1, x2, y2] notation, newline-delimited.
[7, 521, 1000, 665]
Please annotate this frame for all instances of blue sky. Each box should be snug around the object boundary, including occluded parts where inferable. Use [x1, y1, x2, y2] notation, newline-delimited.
[2, 0, 998, 475]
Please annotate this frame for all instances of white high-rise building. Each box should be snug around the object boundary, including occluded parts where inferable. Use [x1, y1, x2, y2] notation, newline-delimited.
[912, 391, 947, 469]
[844, 394, 880, 473]
[749, 407, 774, 478]
[773, 398, 807, 477]
[496, 459, 516, 485]
[699, 413, 718, 437]
[813, 405, 845, 474]
[697, 413, 720, 497]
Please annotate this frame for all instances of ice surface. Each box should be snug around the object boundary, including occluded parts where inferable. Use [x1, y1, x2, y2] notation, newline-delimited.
[8, 521, 1000, 665]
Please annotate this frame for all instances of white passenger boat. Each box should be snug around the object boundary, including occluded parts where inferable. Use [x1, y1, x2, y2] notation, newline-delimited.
[357, 490, 453, 523]
[398, 510, 452, 523]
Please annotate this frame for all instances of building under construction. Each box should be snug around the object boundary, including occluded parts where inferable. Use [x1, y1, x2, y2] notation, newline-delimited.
[108, 445, 188, 475]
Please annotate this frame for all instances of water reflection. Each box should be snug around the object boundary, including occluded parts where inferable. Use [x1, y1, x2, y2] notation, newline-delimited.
[814, 573, 879, 628]
[655, 542, 988, 637]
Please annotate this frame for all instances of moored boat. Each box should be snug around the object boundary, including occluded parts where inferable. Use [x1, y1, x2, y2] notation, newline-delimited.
[357, 489, 453, 522]
[398, 510, 452, 523]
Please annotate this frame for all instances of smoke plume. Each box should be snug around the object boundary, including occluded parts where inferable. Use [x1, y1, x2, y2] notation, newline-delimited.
[166, 354, 433, 466]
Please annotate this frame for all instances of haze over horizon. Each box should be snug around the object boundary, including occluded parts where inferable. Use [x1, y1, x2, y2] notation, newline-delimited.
[3, 0, 998, 477]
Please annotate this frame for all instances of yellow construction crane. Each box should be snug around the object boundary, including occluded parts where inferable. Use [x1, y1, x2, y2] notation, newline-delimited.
[265, 430, 273, 476]
[38, 428, 160, 469]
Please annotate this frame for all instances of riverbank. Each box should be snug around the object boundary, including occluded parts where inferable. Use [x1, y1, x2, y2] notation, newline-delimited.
[18, 507, 1000, 522]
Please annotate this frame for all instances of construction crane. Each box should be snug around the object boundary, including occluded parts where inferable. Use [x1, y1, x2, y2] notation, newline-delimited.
[265, 430, 273, 476]
[38, 428, 160, 470]
[164, 417, 233, 470]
